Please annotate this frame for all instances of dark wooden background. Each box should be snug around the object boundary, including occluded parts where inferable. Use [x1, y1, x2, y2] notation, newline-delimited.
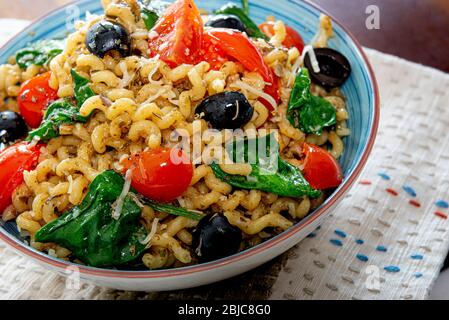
[0, 0, 448, 272]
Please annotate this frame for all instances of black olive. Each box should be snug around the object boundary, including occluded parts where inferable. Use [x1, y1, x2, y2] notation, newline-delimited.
[85, 20, 131, 58]
[195, 91, 254, 129]
[192, 214, 242, 263]
[0, 111, 28, 144]
[304, 48, 351, 89]
[205, 14, 246, 33]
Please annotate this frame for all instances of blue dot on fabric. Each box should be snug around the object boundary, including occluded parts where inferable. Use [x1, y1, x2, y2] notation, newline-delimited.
[330, 239, 343, 247]
[411, 254, 424, 260]
[307, 232, 316, 238]
[355, 239, 364, 245]
[376, 245, 388, 252]
[384, 266, 401, 273]
[378, 172, 391, 180]
[334, 229, 347, 238]
[435, 200, 449, 209]
[402, 185, 417, 197]
[356, 254, 369, 262]
[414, 273, 423, 278]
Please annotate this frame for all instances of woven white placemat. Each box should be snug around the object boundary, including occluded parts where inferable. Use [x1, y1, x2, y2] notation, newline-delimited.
[1, 20, 449, 300]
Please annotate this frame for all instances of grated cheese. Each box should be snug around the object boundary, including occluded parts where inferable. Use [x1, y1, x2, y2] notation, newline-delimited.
[141, 218, 160, 246]
[111, 168, 133, 220]
[29, 135, 41, 147]
[300, 45, 320, 73]
[231, 81, 278, 111]
[128, 192, 145, 208]
[232, 100, 240, 121]
[118, 61, 135, 88]
[147, 61, 162, 84]
[142, 87, 167, 104]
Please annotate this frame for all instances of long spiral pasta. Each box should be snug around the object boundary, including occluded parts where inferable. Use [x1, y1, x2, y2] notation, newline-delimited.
[0, 0, 349, 269]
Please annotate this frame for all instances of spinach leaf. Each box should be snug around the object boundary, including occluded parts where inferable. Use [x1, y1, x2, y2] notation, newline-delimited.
[27, 70, 94, 141]
[210, 134, 321, 198]
[287, 68, 337, 135]
[297, 95, 338, 134]
[71, 69, 96, 107]
[34, 170, 204, 267]
[15, 39, 65, 69]
[215, 3, 268, 40]
[35, 170, 148, 267]
[27, 99, 88, 142]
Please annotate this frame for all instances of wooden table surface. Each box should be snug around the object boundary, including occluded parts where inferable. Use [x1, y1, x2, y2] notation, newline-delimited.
[0, 0, 448, 72]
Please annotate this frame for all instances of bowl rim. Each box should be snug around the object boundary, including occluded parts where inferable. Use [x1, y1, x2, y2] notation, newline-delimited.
[0, 0, 380, 279]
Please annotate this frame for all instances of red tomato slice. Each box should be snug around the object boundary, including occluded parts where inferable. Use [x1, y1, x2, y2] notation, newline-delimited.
[204, 29, 271, 81]
[259, 21, 305, 53]
[18, 71, 58, 128]
[0, 142, 42, 214]
[203, 29, 278, 111]
[122, 148, 193, 203]
[302, 143, 343, 190]
[200, 32, 229, 70]
[148, 0, 203, 67]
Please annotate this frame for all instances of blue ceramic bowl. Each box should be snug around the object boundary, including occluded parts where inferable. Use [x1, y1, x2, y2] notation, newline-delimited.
[0, 0, 379, 290]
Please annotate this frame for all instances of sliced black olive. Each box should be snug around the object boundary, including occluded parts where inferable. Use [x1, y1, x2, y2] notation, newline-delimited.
[195, 91, 254, 129]
[304, 48, 351, 89]
[192, 214, 242, 263]
[85, 20, 131, 58]
[0, 111, 28, 144]
[205, 14, 246, 33]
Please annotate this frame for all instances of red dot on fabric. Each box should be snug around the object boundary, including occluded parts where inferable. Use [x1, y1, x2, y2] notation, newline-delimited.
[435, 211, 448, 220]
[409, 199, 421, 208]
[386, 188, 399, 196]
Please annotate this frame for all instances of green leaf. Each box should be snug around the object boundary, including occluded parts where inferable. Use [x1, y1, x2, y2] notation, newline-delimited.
[297, 95, 337, 135]
[71, 69, 96, 108]
[143, 198, 204, 221]
[210, 134, 321, 198]
[15, 39, 65, 69]
[27, 99, 88, 142]
[215, 3, 268, 40]
[141, 8, 159, 30]
[287, 68, 337, 135]
[35, 170, 148, 267]
[139, 0, 170, 30]
[241, 0, 249, 15]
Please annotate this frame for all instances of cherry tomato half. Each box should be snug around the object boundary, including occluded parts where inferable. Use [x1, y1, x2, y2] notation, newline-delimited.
[302, 143, 343, 190]
[0, 142, 42, 214]
[148, 0, 203, 67]
[259, 21, 305, 53]
[122, 148, 193, 203]
[18, 71, 58, 128]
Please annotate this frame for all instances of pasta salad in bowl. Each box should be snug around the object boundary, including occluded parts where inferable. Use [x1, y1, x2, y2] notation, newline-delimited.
[0, 0, 378, 290]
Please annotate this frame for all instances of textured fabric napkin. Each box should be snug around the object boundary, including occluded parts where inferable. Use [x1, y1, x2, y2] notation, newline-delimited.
[1, 20, 449, 300]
